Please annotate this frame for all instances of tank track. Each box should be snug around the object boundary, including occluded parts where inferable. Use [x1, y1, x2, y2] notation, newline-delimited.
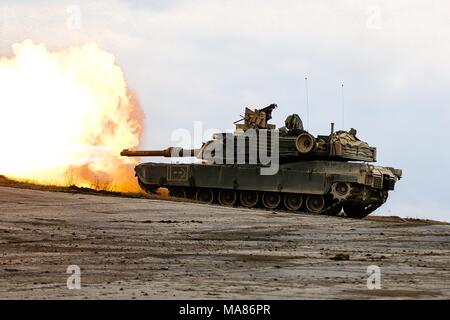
[138, 180, 386, 219]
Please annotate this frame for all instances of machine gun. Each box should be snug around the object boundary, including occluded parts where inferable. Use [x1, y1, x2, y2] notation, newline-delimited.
[234, 104, 277, 131]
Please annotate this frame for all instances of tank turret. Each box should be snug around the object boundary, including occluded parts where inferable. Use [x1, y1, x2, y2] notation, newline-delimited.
[122, 105, 377, 164]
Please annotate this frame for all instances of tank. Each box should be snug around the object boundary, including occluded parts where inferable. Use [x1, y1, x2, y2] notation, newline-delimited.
[121, 105, 402, 218]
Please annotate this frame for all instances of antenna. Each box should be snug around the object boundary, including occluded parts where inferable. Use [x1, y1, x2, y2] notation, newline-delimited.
[304, 76, 310, 131]
[341, 83, 345, 130]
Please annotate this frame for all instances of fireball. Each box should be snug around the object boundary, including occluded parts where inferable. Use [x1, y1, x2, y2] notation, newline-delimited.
[0, 40, 144, 192]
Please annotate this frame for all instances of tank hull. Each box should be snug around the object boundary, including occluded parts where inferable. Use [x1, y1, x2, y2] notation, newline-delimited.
[135, 160, 399, 218]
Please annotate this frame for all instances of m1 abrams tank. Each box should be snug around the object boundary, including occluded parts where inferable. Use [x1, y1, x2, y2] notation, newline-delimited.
[121, 104, 402, 218]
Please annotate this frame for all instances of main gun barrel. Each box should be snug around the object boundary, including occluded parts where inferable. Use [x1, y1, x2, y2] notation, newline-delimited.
[121, 147, 198, 158]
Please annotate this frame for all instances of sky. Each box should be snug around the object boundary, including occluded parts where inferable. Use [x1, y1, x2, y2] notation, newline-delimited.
[1, 0, 449, 221]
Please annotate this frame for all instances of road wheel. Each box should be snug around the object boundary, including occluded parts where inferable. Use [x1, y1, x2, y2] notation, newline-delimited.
[306, 195, 325, 213]
[240, 191, 259, 208]
[262, 192, 281, 209]
[195, 188, 214, 204]
[169, 187, 186, 199]
[283, 194, 303, 211]
[218, 190, 237, 206]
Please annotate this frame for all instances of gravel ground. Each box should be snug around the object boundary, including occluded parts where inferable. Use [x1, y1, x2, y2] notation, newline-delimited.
[0, 186, 449, 299]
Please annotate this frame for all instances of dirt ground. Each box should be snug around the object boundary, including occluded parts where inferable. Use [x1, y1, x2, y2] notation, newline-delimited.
[0, 186, 449, 299]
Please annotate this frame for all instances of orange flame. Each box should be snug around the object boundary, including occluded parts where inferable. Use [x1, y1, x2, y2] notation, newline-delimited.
[0, 40, 144, 192]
